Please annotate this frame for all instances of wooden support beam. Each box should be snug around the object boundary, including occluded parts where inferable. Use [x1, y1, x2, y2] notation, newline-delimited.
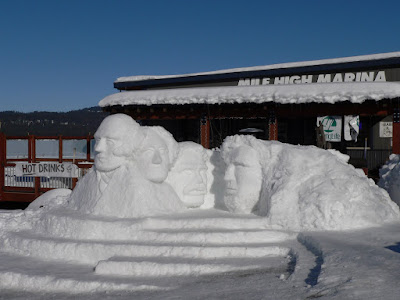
[268, 110, 278, 141]
[86, 136, 91, 161]
[200, 115, 210, 149]
[72, 178, 78, 189]
[58, 135, 63, 163]
[34, 177, 40, 199]
[28, 135, 33, 163]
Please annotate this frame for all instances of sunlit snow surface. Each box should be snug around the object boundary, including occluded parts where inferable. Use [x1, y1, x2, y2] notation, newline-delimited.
[0, 115, 400, 299]
[99, 82, 400, 107]
[0, 207, 400, 299]
[379, 154, 400, 207]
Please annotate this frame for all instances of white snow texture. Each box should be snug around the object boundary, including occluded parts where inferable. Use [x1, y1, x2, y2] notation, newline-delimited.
[379, 154, 400, 207]
[0, 113, 399, 297]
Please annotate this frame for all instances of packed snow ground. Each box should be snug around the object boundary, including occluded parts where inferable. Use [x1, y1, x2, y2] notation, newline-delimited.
[0, 207, 399, 299]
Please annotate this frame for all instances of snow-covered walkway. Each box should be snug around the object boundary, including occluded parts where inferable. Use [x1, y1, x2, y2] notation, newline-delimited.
[0, 208, 399, 299]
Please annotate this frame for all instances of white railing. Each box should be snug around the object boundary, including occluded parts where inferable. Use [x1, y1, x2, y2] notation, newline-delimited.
[5, 166, 34, 187]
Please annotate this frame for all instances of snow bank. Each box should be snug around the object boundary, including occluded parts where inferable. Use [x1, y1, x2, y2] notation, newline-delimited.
[99, 82, 400, 107]
[379, 154, 400, 206]
[26, 188, 71, 211]
[221, 135, 400, 231]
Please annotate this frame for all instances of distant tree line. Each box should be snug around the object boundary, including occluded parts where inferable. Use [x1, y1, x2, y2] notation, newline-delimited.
[0, 107, 109, 136]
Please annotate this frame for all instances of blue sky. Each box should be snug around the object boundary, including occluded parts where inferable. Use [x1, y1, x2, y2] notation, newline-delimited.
[1, 0, 400, 112]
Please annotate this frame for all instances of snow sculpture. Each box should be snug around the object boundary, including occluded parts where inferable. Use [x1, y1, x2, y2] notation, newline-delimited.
[379, 154, 400, 206]
[131, 126, 185, 215]
[221, 135, 400, 230]
[222, 142, 262, 213]
[167, 142, 208, 208]
[93, 114, 142, 172]
[138, 126, 179, 183]
[68, 118, 186, 218]
[68, 114, 144, 216]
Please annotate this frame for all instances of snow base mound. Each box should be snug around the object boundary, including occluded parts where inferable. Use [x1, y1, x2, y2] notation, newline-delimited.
[0, 208, 295, 293]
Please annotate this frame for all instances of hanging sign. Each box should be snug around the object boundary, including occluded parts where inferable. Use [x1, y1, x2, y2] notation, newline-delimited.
[344, 115, 360, 141]
[317, 116, 342, 142]
[15, 162, 79, 178]
[379, 122, 393, 138]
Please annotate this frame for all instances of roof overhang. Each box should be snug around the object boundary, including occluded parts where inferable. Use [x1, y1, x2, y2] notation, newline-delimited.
[100, 82, 400, 108]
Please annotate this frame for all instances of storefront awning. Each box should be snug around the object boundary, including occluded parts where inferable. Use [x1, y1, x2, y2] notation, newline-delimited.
[99, 82, 400, 108]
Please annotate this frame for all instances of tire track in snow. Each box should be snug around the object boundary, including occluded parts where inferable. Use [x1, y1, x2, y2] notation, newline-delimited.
[297, 233, 324, 287]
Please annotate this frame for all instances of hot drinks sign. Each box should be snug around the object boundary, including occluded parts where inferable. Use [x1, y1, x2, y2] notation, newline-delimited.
[15, 162, 79, 178]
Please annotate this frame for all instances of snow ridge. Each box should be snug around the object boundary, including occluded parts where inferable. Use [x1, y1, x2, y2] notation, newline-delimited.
[0, 208, 296, 293]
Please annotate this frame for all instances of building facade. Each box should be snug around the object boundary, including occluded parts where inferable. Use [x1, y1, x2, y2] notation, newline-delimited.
[100, 52, 400, 174]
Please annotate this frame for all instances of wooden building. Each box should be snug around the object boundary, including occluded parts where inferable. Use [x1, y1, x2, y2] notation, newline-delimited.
[100, 52, 400, 173]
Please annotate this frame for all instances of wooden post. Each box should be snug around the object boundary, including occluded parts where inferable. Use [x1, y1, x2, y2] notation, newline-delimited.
[28, 135, 33, 163]
[200, 115, 210, 149]
[72, 178, 78, 189]
[0, 133, 6, 201]
[268, 110, 278, 141]
[87, 136, 91, 161]
[393, 107, 400, 154]
[34, 177, 40, 198]
[58, 135, 63, 163]
[28, 135, 40, 198]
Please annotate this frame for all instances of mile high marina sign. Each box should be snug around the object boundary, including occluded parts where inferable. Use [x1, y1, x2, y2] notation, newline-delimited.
[237, 70, 391, 86]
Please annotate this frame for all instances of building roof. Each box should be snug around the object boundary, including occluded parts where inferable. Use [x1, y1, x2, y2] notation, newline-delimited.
[102, 52, 400, 108]
[114, 52, 400, 90]
[99, 82, 400, 108]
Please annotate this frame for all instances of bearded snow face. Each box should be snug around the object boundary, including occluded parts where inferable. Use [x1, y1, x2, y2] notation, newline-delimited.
[223, 145, 262, 213]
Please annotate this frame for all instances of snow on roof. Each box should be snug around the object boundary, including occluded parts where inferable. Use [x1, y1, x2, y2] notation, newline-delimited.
[99, 82, 400, 107]
[115, 52, 400, 83]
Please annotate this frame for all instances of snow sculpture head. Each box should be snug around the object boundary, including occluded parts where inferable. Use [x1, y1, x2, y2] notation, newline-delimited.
[222, 137, 262, 213]
[137, 126, 179, 183]
[168, 142, 208, 208]
[94, 114, 143, 172]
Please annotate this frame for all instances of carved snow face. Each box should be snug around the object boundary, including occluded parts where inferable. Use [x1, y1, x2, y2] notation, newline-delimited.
[169, 145, 207, 207]
[137, 130, 170, 183]
[223, 145, 262, 213]
[94, 115, 132, 172]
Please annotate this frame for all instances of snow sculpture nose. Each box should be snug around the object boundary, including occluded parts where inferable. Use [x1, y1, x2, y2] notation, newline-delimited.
[224, 165, 235, 181]
[95, 138, 106, 153]
[152, 150, 162, 164]
[193, 170, 206, 185]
